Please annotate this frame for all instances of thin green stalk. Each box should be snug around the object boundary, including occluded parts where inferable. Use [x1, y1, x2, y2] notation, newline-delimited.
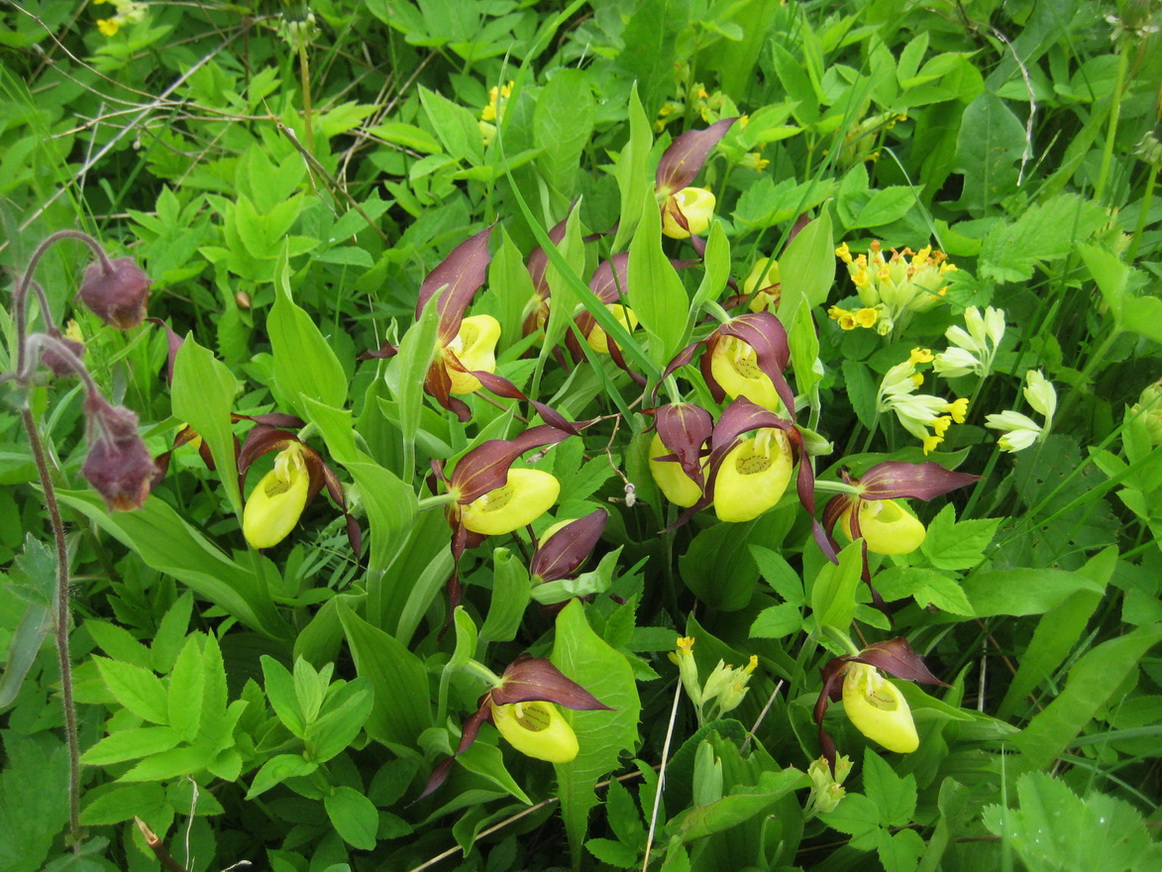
[1126, 162, 1157, 264]
[298, 42, 314, 154]
[1094, 42, 1129, 202]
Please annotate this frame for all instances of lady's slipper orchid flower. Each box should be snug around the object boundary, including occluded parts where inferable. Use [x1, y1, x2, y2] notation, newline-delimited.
[648, 403, 713, 508]
[444, 314, 501, 394]
[655, 117, 737, 244]
[562, 254, 646, 385]
[712, 427, 793, 523]
[822, 461, 978, 558]
[459, 467, 560, 537]
[237, 425, 360, 553]
[664, 311, 797, 417]
[814, 638, 944, 769]
[530, 509, 607, 584]
[418, 655, 613, 799]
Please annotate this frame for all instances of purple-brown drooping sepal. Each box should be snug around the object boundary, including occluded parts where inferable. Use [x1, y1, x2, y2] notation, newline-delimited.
[655, 117, 739, 195]
[82, 394, 157, 511]
[530, 509, 608, 583]
[78, 257, 151, 329]
[417, 226, 495, 343]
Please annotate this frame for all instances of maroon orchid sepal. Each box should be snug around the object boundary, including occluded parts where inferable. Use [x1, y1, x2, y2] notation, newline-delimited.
[417, 226, 495, 343]
[530, 509, 608, 583]
[702, 313, 796, 418]
[653, 403, 714, 484]
[655, 117, 739, 195]
[416, 656, 613, 800]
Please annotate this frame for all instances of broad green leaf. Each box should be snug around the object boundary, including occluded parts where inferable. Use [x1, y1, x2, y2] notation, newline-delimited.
[920, 505, 1000, 570]
[150, 592, 194, 674]
[483, 229, 535, 354]
[94, 657, 169, 725]
[997, 547, 1113, 720]
[168, 635, 206, 742]
[456, 740, 531, 805]
[612, 0, 684, 118]
[671, 768, 807, 843]
[680, 513, 792, 612]
[952, 92, 1025, 216]
[79, 782, 168, 826]
[750, 545, 804, 605]
[877, 827, 927, 872]
[749, 603, 803, 639]
[339, 604, 432, 748]
[777, 210, 834, 321]
[786, 296, 821, 397]
[246, 753, 318, 799]
[534, 69, 595, 207]
[551, 600, 641, 864]
[959, 567, 1104, 618]
[418, 84, 483, 166]
[612, 82, 653, 252]
[366, 121, 442, 154]
[842, 359, 878, 429]
[1010, 624, 1162, 774]
[811, 541, 863, 632]
[390, 289, 442, 482]
[479, 548, 530, 645]
[306, 684, 373, 763]
[691, 221, 730, 315]
[325, 785, 380, 850]
[261, 655, 306, 738]
[0, 732, 70, 872]
[269, 244, 348, 417]
[847, 187, 918, 229]
[821, 792, 881, 850]
[80, 726, 183, 766]
[863, 750, 916, 828]
[875, 567, 974, 616]
[980, 195, 1106, 283]
[85, 620, 152, 669]
[54, 492, 290, 641]
[1080, 243, 1162, 344]
[628, 186, 689, 370]
[171, 336, 242, 517]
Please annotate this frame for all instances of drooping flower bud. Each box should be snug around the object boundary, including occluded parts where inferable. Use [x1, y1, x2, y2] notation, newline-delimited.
[742, 257, 781, 312]
[242, 442, 311, 549]
[78, 257, 151, 329]
[39, 333, 87, 380]
[82, 395, 157, 511]
[530, 510, 607, 583]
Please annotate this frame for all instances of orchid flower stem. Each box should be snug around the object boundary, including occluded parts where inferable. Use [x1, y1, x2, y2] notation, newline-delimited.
[460, 658, 504, 688]
[417, 493, 458, 512]
[813, 479, 863, 497]
[703, 299, 732, 324]
[663, 376, 682, 406]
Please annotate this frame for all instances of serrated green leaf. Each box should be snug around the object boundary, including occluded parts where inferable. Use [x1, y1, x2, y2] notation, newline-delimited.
[95, 657, 169, 725]
[168, 635, 206, 742]
[921, 505, 1000, 570]
[749, 602, 803, 639]
[80, 726, 182, 766]
[863, 750, 916, 828]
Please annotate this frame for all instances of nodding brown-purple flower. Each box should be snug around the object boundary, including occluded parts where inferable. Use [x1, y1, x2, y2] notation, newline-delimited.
[655, 117, 738, 240]
[530, 509, 607, 584]
[78, 257, 151, 329]
[82, 394, 157, 511]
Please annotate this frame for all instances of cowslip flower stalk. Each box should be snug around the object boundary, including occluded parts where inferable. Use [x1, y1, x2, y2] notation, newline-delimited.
[877, 348, 969, 453]
[985, 369, 1058, 452]
[667, 636, 759, 724]
[934, 306, 1006, 379]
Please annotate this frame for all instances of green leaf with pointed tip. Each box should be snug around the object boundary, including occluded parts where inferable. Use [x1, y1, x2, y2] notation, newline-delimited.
[811, 541, 863, 633]
[612, 83, 653, 252]
[777, 210, 834, 321]
[628, 187, 689, 370]
[552, 600, 641, 864]
[172, 335, 242, 517]
[479, 548, 531, 645]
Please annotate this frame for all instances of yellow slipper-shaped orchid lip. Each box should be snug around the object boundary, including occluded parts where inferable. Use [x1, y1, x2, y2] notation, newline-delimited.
[841, 663, 919, 753]
[490, 700, 580, 763]
[459, 467, 560, 537]
[841, 498, 927, 555]
[243, 443, 310, 549]
[713, 428, 793, 522]
[444, 314, 501, 394]
[649, 432, 704, 508]
[709, 334, 782, 411]
[661, 186, 716, 239]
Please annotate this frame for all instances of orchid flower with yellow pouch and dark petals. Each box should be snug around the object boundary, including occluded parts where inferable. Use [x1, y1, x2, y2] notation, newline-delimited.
[418, 656, 614, 800]
[655, 117, 737, 247]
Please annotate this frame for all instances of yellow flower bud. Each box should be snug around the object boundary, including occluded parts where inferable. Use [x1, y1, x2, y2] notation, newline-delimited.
[648, 432, 704, 508]
[841, 663, 919, 753]
[586, 304, 639, 354]
[661, 187, 716, 239]
[460, 468, 560, 536]
[243, 443, 310, 549]
[713, 428, 792, 523]
[709, 335, 782, 411]
[840, 498, 926, 555]
[444, 314, 501, 394]
[490, 700, 579, 763]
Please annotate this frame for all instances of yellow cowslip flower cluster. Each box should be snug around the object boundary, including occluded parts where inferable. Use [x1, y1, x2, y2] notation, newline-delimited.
[94, 0, 146, 36]
[877, 348, 969, 453]
[827, 304, 880, 331]
[836, 241, 957, 332]
[479, 81, 514, 146]
[985, 369, 1058, 453]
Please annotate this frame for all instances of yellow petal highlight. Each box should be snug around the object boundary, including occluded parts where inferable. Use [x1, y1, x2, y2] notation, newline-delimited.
[648, 432, 704, 508]
[841, 663, 919, 753]
[713, 428, 792, 522]
[840, 498, 927, 555]
[460, 467, 560, 536]
[586, 304, 639, 354]
[242, 443, 310, 549]
[661, 187, 716, 239]
[709, 335, 781, 411]
[444, 314, 501, 394]
[490, 700, 579, 763]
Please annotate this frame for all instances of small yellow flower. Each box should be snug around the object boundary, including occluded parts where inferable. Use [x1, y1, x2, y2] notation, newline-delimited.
[97, 18, 120, 36]
[853, 308, 878, 328]
[713, 428, 793, 523]
[490, 700, 579, 763]
[243, 443, 310, 550]
[909, 347, 934, 364]
[459, 468, 560, 536]
[842, 662, 919, 753]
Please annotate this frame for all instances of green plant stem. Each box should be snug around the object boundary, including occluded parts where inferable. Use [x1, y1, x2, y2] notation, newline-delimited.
[298, 42, 314, 154]
[21, 407, 80, 847]
[1055, 325, 1122, 425]
[1094, 42, 1129, 202]
[1127, 162, 1158, 264]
